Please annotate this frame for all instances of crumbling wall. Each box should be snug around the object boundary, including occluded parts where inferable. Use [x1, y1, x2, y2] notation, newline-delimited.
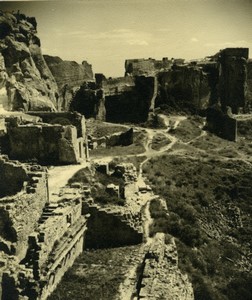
[84, 203, 142, 249]
[27, 111, 86, 138]
[89, 128, 134, 149]
[8, 122, 82, 164]
[125, 57, 172, 76]
[135, 233, 194, 300]
[0, 156, 28, 197]
[247, 59, 252, 109]
[0, 156, 48, 259]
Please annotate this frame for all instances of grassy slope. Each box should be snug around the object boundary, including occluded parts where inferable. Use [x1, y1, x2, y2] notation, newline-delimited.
[143, 118, 252, 300]
[48, 246, 141, 300]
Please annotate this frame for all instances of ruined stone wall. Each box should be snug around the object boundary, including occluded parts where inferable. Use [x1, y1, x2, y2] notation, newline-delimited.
[0, 156, 48, 260]
[102, 76, 135, 96]
[90, 128, 134, 149]
[27, 111, 86, 139]
[247, 60, 252, 109]
[0, 12, 58, 111]
[125, 58, 172, 76]
[8, 122, 82, 164]
[135, 233, 194, 300]
[36, 199, 83, 269]
[84, 203, 142, 249]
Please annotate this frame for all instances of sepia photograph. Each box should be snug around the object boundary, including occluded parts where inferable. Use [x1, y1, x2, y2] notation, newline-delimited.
[0, 0, 251, 299]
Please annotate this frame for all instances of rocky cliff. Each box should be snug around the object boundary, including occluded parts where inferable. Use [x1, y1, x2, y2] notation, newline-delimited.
[156, 64, 210, 113]
[0, 11, 58, 111]
[44, 55, 93, 110]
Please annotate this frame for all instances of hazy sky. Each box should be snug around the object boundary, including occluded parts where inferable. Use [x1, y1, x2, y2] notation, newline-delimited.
[1, 0, 252, 76]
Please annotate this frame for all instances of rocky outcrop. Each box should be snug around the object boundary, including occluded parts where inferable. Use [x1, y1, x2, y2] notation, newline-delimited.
[0, 11, 58, 111]
[44, 55, 93, 110]
[206, 106, 237, 141]
[70, 75, 156, 123]
[156, 64, 210, 113]
[246, 59, 252, 109]
[218, 48, 249, 113]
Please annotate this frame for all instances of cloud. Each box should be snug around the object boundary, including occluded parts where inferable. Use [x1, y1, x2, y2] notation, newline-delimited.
[127, 40, 148, 46]
[191, 37, 199, 42]
[58, 28, 151, 46]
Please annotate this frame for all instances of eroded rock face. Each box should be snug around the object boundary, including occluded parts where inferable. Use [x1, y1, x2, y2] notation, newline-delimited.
[156, 65, 210, 113]
[0, 12, 58, 111]
[218, 48, 249, 113]
[44, 55, 93, 110]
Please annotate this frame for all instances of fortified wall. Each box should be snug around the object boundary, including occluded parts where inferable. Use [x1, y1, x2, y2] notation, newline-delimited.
[205, 48, 250, 140]
[125, 57, 173, 76]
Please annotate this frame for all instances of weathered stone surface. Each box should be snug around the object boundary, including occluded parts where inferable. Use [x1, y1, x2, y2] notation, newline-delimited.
[125, 57, 173, 76]
[44, 55, 93, 110]
[83, 202, 143, 249]
[70, 75, 156, 123]
[1, 111, 87, 165]
[246, 59, 252, 109]
[206, 105, 237, 141]
[136, 233, 194, 300]
[218, 48, 249, 113]
[0, 156, 89, 299]
[156, 64, 210, 112]
[0, 12, 58, 111]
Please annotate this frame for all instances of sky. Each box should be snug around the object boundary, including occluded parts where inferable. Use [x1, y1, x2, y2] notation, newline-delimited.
[1, 0, 252, 77]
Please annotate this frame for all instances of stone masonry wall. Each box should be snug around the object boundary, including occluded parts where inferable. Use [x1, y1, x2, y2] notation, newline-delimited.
[84, 202, 142, 249]
[8, 123, 82, 164]
[0, 156, 48, 260]
[136, 233, 194, 300]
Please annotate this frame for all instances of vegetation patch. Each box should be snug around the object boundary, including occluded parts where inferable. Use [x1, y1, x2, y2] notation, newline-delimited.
[48, 245, 141, 300]
[151, 133, 171, 151]
[143, 152, 252, 300]
[90, 131, 146, 157]
[86, 119, 128, 138]
[68, 167, 126, 206]
[169, 116, 204, 142]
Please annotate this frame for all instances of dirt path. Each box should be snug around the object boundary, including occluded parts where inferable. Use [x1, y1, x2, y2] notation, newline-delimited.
[48, 163, 87, 202]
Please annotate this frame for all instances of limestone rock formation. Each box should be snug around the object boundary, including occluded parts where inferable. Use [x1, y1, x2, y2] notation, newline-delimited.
[156, 64, 210, 112]
[44, 55, 93, 110]
[0, 11, 58, 111]
[70, 75, 156, 123]
[218, 48, 249, 113]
